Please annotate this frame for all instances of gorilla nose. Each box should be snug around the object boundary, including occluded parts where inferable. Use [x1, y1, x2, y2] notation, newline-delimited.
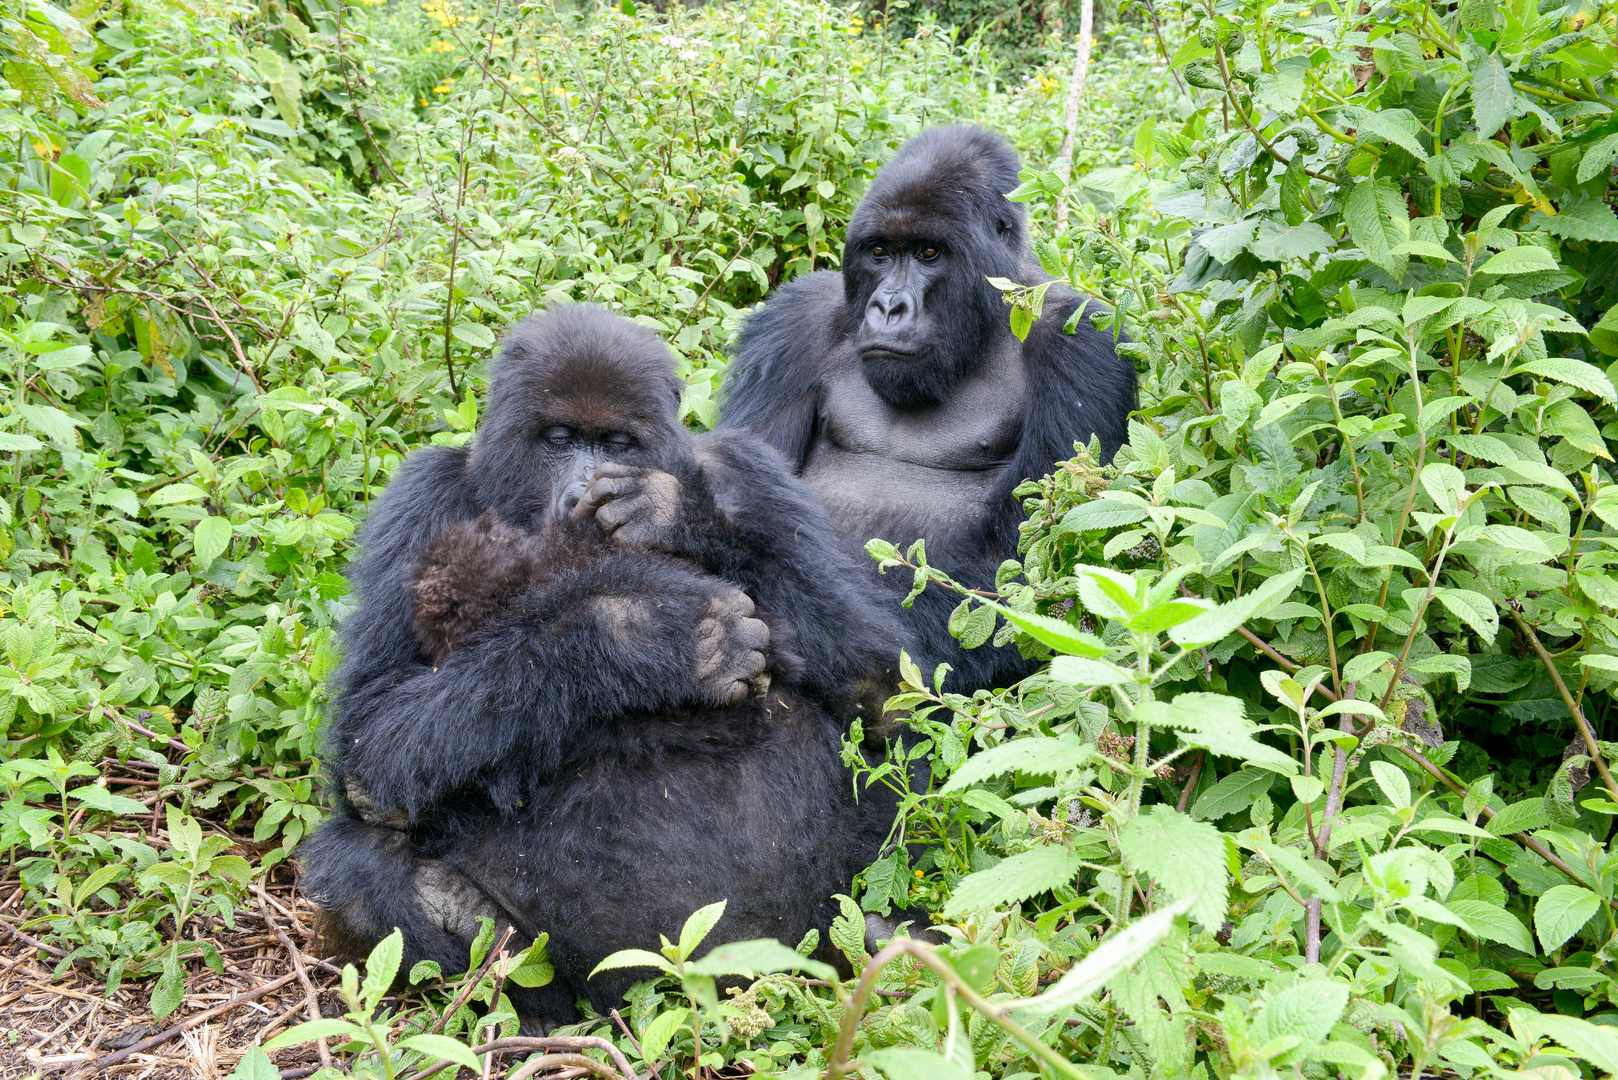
[865, 292, 914, 334]
[556, 479, 590, 518]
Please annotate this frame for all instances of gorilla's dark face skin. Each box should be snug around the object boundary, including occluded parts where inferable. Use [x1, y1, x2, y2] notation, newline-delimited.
[469, 312, 689, 527]
[841, 128, 1027, 409]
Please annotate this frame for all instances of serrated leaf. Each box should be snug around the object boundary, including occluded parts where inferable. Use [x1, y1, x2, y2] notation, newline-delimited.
[1060, 496, 1150, 531]
[1479, 245, 1559, 276]
[940, 737, 1094, 793]
[1517, 356, 1616, 402]
[1470, 52, 1515, 136]
[868, 1046, 974, 1080]
[451, 322, 496, 349]
[1119, 805, 1229, 928]
[1370, 760, 1412, 809]
[362, 929, 402, 1004]
[1251, 981, 1349, 1062]
[67, 785, 148, 816]
[1447, 899, 1534, 952]
[1014, 896, 1193, 1015]
[1540, 197, 1618, 243]
[987, 603, 1107, 657]
[589, 948, 675, 977]
[1141, 692, 1298, 774]
[193, 516, 232, 565]
[1535, 884, 1601, 951]
[1344, 177, 1410, 278]
[943, 845, 1083, 917]
[1433, 588, 1500, 644]
[686, 939, 838, 980]
[262, 1018, 367, 1052]
[1487, 797, 1554, 836]
[638, 1008, 690, 1063]
[1049, 655, 1134, 686]
[1577, 134, 1618, 184]
[678, 899, 727, 959]
[1190, 768, 1276, 819]
[1168, 568, 1307, 647]
[1518, 1014, 1618, 1075]
[396, 1034, 482, 1073]
[228, 1046, 279, 1080]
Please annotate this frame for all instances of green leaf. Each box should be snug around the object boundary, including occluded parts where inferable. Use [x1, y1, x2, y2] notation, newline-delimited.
[678, 899, 727, 959]
[1478, 245, 1559, 276]
[1433, 588, 1500, 644]
[943, 845, 1083, 917]
[67, 785, 148, 816]
[1141, 692, 1298, 774]
[193, 515, 232, 565]
[1539, 197, 1618, 243]
[685, 938, 837, 981]
[151, 945, 183, 1021]
[589, 948, 676, 978]
[451, 322, 496, 349]
[638, 1008, 690, 1062]
[1577, 134, 1618, 183]
[1251, 981, 1349, 1063]
[1534, 884, 1602, 951]
[1518, 1013, 1618, 1075]
[1048, 655, 1134, 686]
[941, 737, 1095, 794]
[361, 929, 403, 1005]
[397, 1034, 482, 1074]
[1487, 797, 1554, 835]
[1343, 177, 1410, 278]
[1118, 805, 1229, 928]
[1168, 568, 1307, 647]
[1517, 356, 1617, 401]
[1280, 155, 1307, 227]
[868, 1047, 973, 1080]
[1446, 899, 1534, 953]
[1370, 760, 1412, 809]
[228, 1046, 280, 1080]
[1470, 52, 1515, 136]
[986, 603, 1107, 657]
[1014, 896, 1193, 1014]
[1059, 497, 1150, 531]
[1190, 768, 1276, 820]
[262, 1018, 367, 1052]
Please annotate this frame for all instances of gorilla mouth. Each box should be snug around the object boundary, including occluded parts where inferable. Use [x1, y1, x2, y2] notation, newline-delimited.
[859, 344, 922, 362]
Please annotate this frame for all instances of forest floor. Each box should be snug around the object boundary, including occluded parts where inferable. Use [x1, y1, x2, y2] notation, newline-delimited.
[0, 869, 336, 1080]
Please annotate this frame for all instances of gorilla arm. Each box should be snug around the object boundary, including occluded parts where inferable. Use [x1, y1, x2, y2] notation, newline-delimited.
[574, 429, 907, 707]
[328, 448, 768, 823]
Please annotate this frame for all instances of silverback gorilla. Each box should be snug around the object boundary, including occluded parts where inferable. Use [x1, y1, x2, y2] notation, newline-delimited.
[299, 305, 904, 1022]
[721, 125, 1137, 692]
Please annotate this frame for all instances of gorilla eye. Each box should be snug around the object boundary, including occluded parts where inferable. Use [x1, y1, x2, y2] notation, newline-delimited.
[871, 244, 889, 258]
[605, 433, 635, 450]
[920, 246, 939, 261]
[541, 426, 573, 444]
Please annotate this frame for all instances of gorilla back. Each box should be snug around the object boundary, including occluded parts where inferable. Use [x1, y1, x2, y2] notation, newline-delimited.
[721, 125, 1137, 693]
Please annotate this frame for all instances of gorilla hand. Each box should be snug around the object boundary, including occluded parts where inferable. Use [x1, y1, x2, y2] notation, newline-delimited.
[694, 588, 771, 706]
[572, 462, 682, 549]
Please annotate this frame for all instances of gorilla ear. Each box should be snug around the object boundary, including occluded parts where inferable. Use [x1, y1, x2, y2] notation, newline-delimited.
[996, 218, 1016, 240]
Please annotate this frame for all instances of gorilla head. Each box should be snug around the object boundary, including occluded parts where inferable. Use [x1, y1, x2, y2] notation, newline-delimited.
[843, 125, 1029, 409]
[470, 305, 688, 526]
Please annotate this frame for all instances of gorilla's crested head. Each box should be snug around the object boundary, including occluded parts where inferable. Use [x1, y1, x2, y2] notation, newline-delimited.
[471, 304, 688, 525]
[842, 125, 1028, 409]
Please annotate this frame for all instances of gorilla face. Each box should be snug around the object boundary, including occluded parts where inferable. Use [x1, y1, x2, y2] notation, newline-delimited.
[841, 127, 1028, 410]
[470, 305, 689, 527]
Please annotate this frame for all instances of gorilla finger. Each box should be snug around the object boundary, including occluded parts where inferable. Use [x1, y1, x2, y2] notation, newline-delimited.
[722, 679, 750, 706]
[590, 461, 641, 480]
[711, 589, 756, 619]
[733, 616, 771, 650]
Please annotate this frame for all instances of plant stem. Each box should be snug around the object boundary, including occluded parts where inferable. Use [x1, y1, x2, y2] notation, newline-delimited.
[1509, 608, 1618, 806]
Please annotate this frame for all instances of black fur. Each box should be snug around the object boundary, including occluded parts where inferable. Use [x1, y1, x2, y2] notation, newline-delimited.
[299, 304, 907, 1022]
[721, 124, 1138, 692]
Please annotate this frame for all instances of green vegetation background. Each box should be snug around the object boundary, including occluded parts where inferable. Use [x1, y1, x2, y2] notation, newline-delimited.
[1, 0, 1617, 1075]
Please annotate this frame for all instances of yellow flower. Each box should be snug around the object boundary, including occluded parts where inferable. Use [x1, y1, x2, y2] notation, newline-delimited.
[429, 39, 454, 52]
[421, 0, 460, 28]
[433, 79, 454, 93]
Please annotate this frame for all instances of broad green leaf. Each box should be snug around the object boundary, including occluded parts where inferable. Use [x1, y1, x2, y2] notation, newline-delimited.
[229, 1047, 279, 1080]
[1446, 899, 1534, 953]
[589, 948, 676, 977]
[943, 845, 1083, 917]
[1517, 1012, 1618, 1075]
[685, 938, 837, 981]
[868, 1046, 973, 1080]
[397, 1034, 482, 1074]
[262, 1018, 366, 1052]
[638, 1008, 690, 1062]
[1141, 693, 1298, 774]
[1433, 589, 1500, 644]
[678, 899, 727, 959]
[1190, 768, 1277, 820]
[940, 737, 1094, 793]
[1577, 133, 1618, 184]
[1251, 981, 1349, 1063]
[67, 785, 148, 816]
[1118, 805, 1229, 928]
[1479, 245, 1559, 276]
[1470, 52, 1515, 136]
[1487, 797, 1554, 836]
[1420, 461, 1467, 514]
[1535, 885, 1601, 951]
[988, 603, 1107, 657]
[1168, 568, 1307, 647]
[362, 929, 403, 1004]
[1517, 356, 1616, 402]
[194, 515, 232, 564]
[1370, 760, 1412, 809]
[1343, 177, 1410, 278]
[1060, 497, 1150, 531]
[1049, 655, 1134, 687]
[451, 322, 496, 349]
[1014, 896, 1193, 1015]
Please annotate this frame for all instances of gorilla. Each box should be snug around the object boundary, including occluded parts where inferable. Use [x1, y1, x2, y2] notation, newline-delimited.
[720, 125, 1138, 692]
[298, 304, 905, 1021]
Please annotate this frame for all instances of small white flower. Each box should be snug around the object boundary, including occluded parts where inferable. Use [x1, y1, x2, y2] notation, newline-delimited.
[679, 48, 697, 60]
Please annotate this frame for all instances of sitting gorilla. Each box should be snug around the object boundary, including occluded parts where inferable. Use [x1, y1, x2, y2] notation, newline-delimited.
[720, 124, 1138, 693]
[298, 304, 905, 1021]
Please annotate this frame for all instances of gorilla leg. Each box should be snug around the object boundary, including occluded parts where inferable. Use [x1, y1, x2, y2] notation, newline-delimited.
[300, 814, 575, 1018]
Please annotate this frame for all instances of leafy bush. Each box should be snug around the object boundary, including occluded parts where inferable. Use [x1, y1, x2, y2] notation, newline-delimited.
[5, 0, 1618, 1075]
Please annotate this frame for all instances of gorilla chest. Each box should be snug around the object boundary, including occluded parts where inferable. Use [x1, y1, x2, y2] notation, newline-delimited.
[802, 346, 1026, 540]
